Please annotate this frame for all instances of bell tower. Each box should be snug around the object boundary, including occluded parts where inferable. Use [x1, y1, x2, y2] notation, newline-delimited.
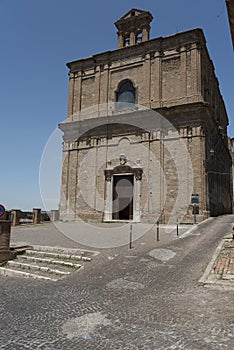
[115, 9, 153, 48]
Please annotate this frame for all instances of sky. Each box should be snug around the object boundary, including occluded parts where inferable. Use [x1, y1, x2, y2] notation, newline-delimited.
[0, 0, 233, 211]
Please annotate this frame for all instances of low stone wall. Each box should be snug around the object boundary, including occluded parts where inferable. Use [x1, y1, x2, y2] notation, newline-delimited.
[0, 221, 11, 263]
[33, 208, 41, 224]
[50, 210, 60, 222]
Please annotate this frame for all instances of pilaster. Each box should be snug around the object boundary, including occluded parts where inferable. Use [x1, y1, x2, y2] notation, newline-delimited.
[99, 64, 110, 116]
[143, 53, 151, 107]
[73, 72, 82, 116]
[67, 72, 75, 118]
[130, 31, 135, 46]
[191, 43, 202, 101]
[95, 66, 101, 106]
[142, 27, 150, 42]
[180, 47, 187, 99]
[151, 51, 162, 107]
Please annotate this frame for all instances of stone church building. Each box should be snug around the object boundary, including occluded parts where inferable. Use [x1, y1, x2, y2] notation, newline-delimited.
[59, 9, 232, 224]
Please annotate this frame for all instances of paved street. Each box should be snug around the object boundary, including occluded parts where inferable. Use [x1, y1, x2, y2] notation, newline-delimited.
[0, 216, 234, 349]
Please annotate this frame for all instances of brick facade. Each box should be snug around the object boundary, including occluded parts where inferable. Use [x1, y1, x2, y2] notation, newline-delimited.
[59, 9, 232, 224]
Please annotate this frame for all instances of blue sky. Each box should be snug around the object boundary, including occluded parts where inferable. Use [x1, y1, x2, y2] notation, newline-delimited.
[0, 0, 233, 211]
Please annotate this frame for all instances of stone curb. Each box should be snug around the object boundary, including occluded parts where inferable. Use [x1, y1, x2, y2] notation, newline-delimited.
[198, 239, 224, 285]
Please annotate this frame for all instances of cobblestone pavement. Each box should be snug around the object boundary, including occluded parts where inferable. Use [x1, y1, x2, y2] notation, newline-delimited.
[0, 216, 234, 349]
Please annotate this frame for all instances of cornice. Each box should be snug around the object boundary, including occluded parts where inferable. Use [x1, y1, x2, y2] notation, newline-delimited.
[67, 29, 206, 72]
[59, 102, 210, 142]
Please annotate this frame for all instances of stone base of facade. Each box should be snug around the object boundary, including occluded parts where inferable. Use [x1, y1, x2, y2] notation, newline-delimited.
[0, 250, 11, 264]
[60, 210, 103, 223]
[60, 210, 208, 225]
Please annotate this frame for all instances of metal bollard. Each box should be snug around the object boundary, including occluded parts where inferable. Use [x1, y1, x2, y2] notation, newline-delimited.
[157, 220, 160, 241]
[129, 224, 133, 249]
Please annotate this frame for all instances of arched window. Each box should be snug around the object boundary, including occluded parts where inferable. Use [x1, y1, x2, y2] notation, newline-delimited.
[116, 80, 136, 110]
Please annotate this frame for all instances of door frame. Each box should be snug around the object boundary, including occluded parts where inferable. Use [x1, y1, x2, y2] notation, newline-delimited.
[104, 165, 142, 222]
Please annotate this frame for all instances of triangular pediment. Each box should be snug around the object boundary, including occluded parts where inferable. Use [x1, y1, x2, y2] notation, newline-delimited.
[119, 8, 149, 21]
[115, 8, 153, 27]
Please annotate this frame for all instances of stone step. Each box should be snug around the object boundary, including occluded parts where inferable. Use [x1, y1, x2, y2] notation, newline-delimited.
[24, 249, 92, 262]
[0, 266, 59, 282]
[14, 257, 79, 273]
[19, 255, 83, 269]
[30, 245, 98, 257]
[7, 260, 71, 276]
[0, 245, 95, 281]
[2, 263, 61, 279]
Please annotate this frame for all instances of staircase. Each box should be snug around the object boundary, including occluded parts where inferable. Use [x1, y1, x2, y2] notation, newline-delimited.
[0, 245, 96, 281]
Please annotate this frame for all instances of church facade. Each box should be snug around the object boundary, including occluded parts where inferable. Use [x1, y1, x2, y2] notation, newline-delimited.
[59, 9, 232, 224]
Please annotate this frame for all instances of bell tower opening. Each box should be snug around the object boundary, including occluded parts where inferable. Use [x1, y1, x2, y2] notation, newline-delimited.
[136, 32, 143, 44]
[124, 36, 130, 47]
[115, 8, 153, 49]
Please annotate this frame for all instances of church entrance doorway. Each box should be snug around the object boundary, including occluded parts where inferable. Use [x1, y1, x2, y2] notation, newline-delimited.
[112, 174, 133, 220]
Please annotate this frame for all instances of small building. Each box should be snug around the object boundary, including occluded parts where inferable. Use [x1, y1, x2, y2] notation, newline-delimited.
[59, 9, 232, 224]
